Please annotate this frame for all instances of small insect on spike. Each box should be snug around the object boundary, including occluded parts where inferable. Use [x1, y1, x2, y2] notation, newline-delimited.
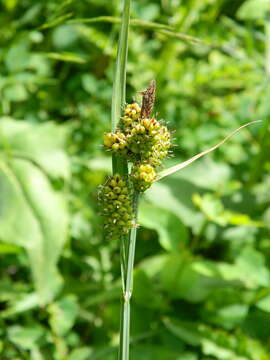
[140, 80, 156, 119]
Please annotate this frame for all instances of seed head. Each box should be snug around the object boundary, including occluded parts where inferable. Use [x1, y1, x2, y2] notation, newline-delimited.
[131, 164, 157, 192]
[99, 174, 133, 239]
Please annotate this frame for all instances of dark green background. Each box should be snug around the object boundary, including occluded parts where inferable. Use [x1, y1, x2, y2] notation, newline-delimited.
[0, 0, 270, 359]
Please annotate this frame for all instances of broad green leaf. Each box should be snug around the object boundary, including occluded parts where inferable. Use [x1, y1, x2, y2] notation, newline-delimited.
[144, 179, 202, 227]
[8, 325, 45, 350]
[52, 24, 79, 49]
[3, 83, 28, 102]
[30, 347, 44, 360]
[209, 304, 249, 330]
[0, 242, 21, 254]
[5, 40, 30, 72]
[160, 254, 237, 302]
[202, 338, 247, 360]
[192, 193, 230, 226]
[68, 347, 93, 360]
[237, 0, 270, 20]
[164, 318, 268, 359]
[2, 293, 39, 318]
[0, 158, 69, 304]
[133, 269, 165, 309]
[217, 247, 270, 289]
[138, 254, 168, 278]
[163, 318, 202, 346]
[48, 295, 79, 336]
[0, 279, 29, 304]
[235, 246, 270, 288]
[139, 202, 188, 251]
[0, 119, 70, 304]
[256, 293, 270, 312]
[193, 193, 264, 227]
[0, 118, 70, 179]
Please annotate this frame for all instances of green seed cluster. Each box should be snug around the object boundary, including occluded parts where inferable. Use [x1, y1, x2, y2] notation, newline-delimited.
[103, 131, 127, 155]
[104, 105, 171, 164]
[131, 163, 157, 192]
[103, 102, 171, 193]
[98, 174, 133, 239]
[100, 82, 171, 238]
[122, 103, 141, 126]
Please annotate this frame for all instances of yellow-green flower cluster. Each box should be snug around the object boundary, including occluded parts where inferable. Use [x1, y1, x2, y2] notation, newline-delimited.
[104, 103, 171, 167]
[103, 132, 127, 155]
[99, 174, 133, 239]
[131, 164, 157, 192]
[127, 118, 161, 155]
[122, 103, 141, 126]
[103, 101, 171, 193]
[147, 125, 171, 167]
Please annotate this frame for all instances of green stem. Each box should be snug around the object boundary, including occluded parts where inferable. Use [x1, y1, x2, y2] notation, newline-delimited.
[109, 0, 137, 358]
[119, 194, 139, 360]
[111, 1, 131, 132]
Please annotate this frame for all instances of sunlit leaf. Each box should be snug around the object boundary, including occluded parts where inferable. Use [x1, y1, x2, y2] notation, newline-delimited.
[48, 295, 79, 336]
[0, 119, 70, 304]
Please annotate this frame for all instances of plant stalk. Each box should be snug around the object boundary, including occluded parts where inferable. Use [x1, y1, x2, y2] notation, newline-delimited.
[119, 194, 139, 360]
[109, 0, 138, 358]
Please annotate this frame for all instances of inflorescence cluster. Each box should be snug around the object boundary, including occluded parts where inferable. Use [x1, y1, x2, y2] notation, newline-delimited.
[99, 81, 172, 238]
[98, 174, 133, 239]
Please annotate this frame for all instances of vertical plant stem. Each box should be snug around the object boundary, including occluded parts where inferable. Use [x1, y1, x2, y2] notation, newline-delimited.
[110, 0, 137, 359]
[111, 0, 131, 176]
[111, 0, 131, 132]
[119, 194, 139, 360]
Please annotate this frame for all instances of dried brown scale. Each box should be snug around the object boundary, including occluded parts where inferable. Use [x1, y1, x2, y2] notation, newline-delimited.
[140, 80, 156, 119]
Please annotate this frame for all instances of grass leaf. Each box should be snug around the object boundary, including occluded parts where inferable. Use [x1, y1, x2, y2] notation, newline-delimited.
[68, 16, 207, 47]
[157, 120, 261, 181]
[111, 8, 131, 131]
[45, 52, 86, 63]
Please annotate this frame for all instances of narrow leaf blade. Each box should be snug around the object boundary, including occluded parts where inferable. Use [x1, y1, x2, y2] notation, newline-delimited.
[157, 120, 261, 181]
[111, 2, 131, 132]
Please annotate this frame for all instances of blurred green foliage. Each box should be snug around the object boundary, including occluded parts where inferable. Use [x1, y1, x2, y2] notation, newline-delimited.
[0, 0, 270, 359]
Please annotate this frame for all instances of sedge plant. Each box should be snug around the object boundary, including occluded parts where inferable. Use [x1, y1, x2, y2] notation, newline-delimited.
[98, 1, 260, 359]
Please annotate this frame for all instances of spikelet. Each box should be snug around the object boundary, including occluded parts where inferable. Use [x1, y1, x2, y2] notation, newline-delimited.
[131, 164, 157, 192]
[102, 81, 172, 194]
[121, 103, 141, 128]
[99, 174, 133, 238]
[103, 132, 128, 154]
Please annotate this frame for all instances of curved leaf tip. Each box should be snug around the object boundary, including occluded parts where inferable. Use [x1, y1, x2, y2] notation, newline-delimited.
[157, 120, 262, 181]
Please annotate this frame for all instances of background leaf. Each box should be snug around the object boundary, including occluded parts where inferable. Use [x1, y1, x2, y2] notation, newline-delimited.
[0, 0, 270, 358]
[0, 120, 69, 304]
[139, 201, 188, 251]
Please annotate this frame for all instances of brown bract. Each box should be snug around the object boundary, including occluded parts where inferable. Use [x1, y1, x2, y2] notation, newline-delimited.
[139, 79, 156, 119]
